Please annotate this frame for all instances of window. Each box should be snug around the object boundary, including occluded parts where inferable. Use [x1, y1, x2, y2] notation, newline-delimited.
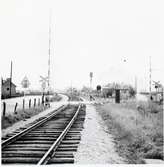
[7, 88, 10, 91]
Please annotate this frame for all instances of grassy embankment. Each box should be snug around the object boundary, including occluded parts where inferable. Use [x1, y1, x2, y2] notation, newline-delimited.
[96, 99, 163, 164]
[2, 94, 62, 129]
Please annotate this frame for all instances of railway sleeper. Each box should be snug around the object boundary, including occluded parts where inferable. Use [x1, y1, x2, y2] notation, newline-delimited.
[3, 144, 78, 151]
[3, 147, 51, 151]
[48, 157, 74, 164]
[27, 129, 83, 133]
[3, 140, 80, 150]
[24, 131, 81, 135]
[2, 130, 81, 139]
[17, 136, 81, 141]
[2, 146, 77, 158]
[19, 135, 81, 140]
[56, 147, 77, 152]
[3, 150, 74, 156]
[2, 157, 40, 164]
[3, 147, 76, 152]
[13, 140, 54, 144]
[18, 133, 81, 138]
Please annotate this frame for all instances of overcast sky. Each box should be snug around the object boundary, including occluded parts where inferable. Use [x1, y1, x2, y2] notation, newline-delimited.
[0, 0, 164, 91]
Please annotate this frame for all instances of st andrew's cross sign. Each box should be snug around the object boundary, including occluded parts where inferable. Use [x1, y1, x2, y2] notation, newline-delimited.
[21, 76, 30, 88]
[39, 76, 49, 90]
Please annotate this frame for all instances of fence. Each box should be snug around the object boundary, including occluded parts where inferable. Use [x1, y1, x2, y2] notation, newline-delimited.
[2, 97, 43, 117]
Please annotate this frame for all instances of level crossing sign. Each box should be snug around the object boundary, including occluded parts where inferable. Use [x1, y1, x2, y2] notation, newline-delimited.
[39, 76, 49, 90]
[21, 76, 30, 88]
[41, 82, 46, 90]
[39, 76, 49, 82]
[90, 72, 93, 78]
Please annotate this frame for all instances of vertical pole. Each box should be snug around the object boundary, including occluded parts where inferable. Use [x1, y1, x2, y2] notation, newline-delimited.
[34, 98, 36, 107]
[1, 77, 3, 99]
[47, 10, 51, 101]
[3, 102, 6, 117]
[14, 102, 18, 114]
[90, 78, 92, 90]
[115, 89, 120, 103]
[135, 76, 137, 94]
[89, 72, 93, 93]
[71, 81, 72, 101]
[24, 88, 26, 98]
[23, 99, 25, 110]
[29, 99, 31, 108]
[38, 98, 40, 106]
[149, 56, 152, 99]
[42, 93, 44, 105]
[10, 61, 12, 98]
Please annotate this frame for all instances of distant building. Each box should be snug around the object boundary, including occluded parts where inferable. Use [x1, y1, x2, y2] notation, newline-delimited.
[102, 85, 130, 98]
[102, 87, 114, 98]
[1, 78, 16, 98]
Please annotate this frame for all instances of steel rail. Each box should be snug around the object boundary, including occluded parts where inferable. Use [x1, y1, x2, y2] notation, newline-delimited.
[2, 105, 67, 149]
[37, 104, 82, 165]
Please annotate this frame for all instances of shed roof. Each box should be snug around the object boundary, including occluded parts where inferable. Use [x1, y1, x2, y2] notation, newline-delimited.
[2, 78, 16, 87]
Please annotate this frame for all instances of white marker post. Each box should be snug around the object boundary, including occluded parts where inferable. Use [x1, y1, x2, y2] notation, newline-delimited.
[40, 76, 49, 105]
[21, 76, 30, 98]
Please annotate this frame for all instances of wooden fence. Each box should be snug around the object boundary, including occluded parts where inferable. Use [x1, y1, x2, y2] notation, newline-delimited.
[2, 98, 44, 117]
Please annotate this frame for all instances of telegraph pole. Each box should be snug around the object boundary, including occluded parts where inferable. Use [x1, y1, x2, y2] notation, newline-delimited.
[89, 72, 93, 90]
[10, 61, 12, 98]
[149, 56, 152, 98]
[48, 11, 51, 96]
[135, 76, 137, 94]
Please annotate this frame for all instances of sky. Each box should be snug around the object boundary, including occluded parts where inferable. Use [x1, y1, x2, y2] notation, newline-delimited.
[0, 0, 164, 91]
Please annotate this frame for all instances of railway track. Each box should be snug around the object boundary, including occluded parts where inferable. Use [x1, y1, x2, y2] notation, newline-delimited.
[2, 104, 86, 164]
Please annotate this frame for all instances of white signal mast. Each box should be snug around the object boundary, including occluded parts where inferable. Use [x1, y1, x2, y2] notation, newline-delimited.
[149, 56, 152, 98]
[48, 11, 51, 94]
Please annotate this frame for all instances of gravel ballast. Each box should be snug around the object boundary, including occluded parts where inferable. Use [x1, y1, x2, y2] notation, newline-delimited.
[74, 104, 125, 164]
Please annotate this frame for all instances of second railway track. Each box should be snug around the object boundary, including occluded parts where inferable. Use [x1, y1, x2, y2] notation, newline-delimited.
[2, 104, 86, 165]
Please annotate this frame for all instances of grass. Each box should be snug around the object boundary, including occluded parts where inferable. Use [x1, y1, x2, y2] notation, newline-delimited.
[67, 93, 82, 101]
[95, 99, 163, 164]
[1, 105, 48, 129]
[1, 94, 62, 129]
[49, 94, 62, 102]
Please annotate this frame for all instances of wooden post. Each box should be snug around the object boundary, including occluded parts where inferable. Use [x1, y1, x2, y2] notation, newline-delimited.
[38, 98, 40, 106]
[10, 61, 12, 98]
[115, 89, 120, 103]
[14, 102, 18, 114]
[29, 99, 31, 108]
[3, 102, 6, 117]
[23, 99, 25, 110]
[42, 94, 44, 105]
[34, 98, 36, 107]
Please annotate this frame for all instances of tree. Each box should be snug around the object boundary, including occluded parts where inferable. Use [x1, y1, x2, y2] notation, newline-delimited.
[128, 86, 136, 97]
[81, 86, 90, 93]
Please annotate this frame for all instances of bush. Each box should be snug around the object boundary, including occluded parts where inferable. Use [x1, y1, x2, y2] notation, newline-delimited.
[129, 86, 136, 97]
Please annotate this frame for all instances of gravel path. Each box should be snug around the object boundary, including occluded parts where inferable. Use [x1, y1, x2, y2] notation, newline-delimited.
[74, 104, 125, 164]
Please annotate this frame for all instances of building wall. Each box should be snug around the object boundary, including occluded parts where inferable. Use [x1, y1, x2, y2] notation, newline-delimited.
[2, 85, 16, 97]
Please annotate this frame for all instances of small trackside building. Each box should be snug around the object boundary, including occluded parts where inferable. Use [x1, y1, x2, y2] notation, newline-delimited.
[1, 78, 16, 98]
